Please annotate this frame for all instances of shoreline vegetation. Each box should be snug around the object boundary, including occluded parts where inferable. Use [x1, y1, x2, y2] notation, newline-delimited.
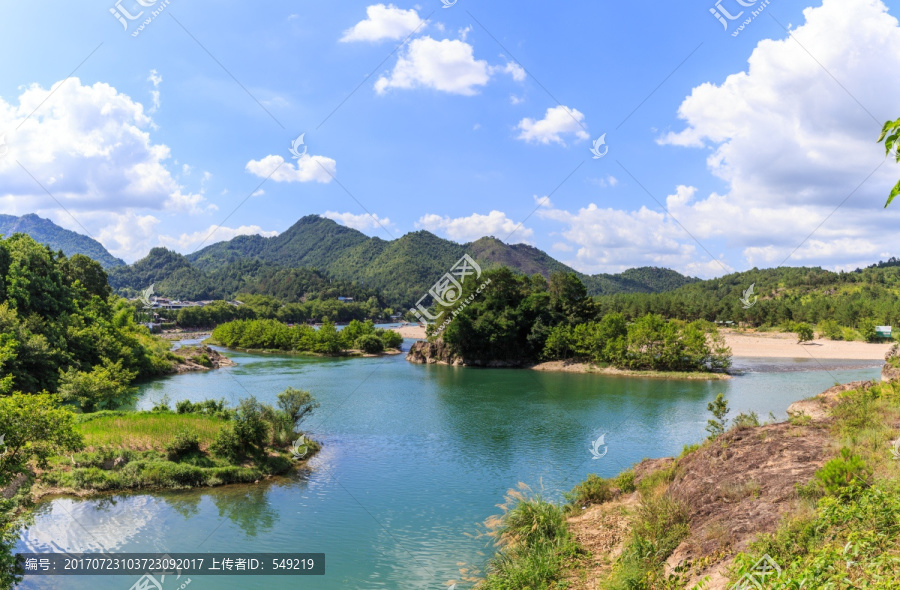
[472, 349, 900, 589]
[18, 389, 321, 502]
[209, 318, 403, 356]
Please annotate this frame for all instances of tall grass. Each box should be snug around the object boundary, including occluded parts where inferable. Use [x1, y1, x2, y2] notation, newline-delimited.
[77, 413, 225, 450]
[479, 484, 582, 590]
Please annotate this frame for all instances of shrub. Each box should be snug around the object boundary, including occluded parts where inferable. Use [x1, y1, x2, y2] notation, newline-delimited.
[706, 393, 730, 439]
[795, 323, 814, 343]
[166, 430, 201, 461]
[376, 329, 403, 349]
[815, 448, 872, 498]
[566, 474, 613, 509]
[614, 471, 637, 494]
[356, 334, 384, 354]
[817, 319, 843, 340]
[732, 411, 760, 430]
[210, 425, 243, 462]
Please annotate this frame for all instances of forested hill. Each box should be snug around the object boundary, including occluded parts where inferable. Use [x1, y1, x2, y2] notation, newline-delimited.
[185, 215, 697, 305]
[594, 265, 900, 329]
[0, 214, 125, 268]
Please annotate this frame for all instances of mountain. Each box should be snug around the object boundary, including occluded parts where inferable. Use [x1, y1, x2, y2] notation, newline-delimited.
[184, 216, 697, 305]
[0, 214, 125, 268]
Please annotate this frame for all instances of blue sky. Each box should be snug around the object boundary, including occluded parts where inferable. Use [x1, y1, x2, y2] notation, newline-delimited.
[1, 0, 899, 277]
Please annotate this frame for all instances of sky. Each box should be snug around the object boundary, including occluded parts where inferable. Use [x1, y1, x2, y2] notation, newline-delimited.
[1, 0, 899, 278]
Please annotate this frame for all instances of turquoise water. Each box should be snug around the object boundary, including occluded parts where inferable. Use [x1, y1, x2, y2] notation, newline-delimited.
[16, 343, 882, 589]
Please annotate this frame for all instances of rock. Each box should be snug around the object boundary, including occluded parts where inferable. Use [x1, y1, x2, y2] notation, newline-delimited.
[787, 380, 875, 422]
[406, 339, 528, 367]
[883, 344, 900, 383]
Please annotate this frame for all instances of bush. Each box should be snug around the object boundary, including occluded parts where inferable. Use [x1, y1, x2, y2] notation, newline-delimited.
[795, 323, 814, 343]
[166, 430, 201, 461]
[376, 329, 403, 349]
[356, 334, 384, 354]
[817, 319, 843, 340]
[210, 425, 242, 462]
[815, 448, 872, 498]
[566, 474, 613, 509]
[859, 318, 879, 342]
[732, 411, 760, 430]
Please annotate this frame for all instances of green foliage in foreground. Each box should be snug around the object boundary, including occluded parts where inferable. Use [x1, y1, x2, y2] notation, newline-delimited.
[211, 319, 402, 354]
[729, 382, 900, 588]
[0, 233, 175, 396]
[479, 486, 582, 590]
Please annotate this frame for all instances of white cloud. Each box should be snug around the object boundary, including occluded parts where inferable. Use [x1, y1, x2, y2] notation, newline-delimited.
[245, 154, 336, 184]
[588, 175, 618, 188]
[147, 70, 162, 112]
[159, 225, 279, 252]
[552, 242, 573, 252]
[653, 0, 900, 269]
[501, 61, 526, 82]
[417, 210, 533, 243]
[376, 36, 492, 95]
[516, 106, 589, 145]
[341, 4, 425, 42]
[323, 211, 393, 233]
[0, 77, 213, 261]
[536, 188, 731, 277]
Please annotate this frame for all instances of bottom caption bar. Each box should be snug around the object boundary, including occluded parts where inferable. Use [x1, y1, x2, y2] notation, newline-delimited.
[17, 553, 324, 576]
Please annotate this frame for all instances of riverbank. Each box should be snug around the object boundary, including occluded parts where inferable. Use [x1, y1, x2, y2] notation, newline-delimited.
[531, 360, 731, 380]
[479, 352, 900, 589]
[203, 340, 404, 358]
[721, 329, 893, 359]
[391, 324, 427, 339]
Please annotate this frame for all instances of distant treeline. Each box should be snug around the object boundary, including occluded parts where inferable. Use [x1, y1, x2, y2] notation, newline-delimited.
[159, 294, 389, 328]
[593, 265, 900, 330]
[211, 319, 403, 354]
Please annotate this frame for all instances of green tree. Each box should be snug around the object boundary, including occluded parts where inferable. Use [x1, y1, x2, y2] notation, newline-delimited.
[877, 118, 900, 207]
[706, 393, 730, 439]
[859, 318, 879, 343]
[57, 359, 138, 412]
[276, 388, 319, 431]
[0, 394, 83, 484]
[796, 323, 814, 343]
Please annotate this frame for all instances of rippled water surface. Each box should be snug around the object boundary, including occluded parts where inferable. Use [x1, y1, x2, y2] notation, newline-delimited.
[17, 343, 882, 589]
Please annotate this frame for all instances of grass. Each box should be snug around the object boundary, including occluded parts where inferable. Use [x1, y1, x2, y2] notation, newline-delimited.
[479, 484, 583, 590]
[76, 411, 225, 450]
[727, 381, 900, 588]
[36, 410, 315, 495]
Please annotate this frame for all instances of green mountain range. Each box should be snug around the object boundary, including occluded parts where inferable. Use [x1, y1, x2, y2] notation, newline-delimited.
[182, 216, 697, 305]
[0, 213, 698, 307]
[0, 214, 125, 269]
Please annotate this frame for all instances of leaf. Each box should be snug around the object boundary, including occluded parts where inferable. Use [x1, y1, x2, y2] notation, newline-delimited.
[885, 180, 900, 208]
[878, 120, 895, 143]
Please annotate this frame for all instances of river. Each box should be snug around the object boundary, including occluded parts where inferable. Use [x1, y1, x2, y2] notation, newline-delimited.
[14, 340, 882, 589]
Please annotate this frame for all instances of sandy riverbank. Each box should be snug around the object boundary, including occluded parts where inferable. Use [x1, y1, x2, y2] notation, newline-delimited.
[391, 325, 427, 339]
[390, 325, 893, 360]
[721, 329, 893, 360]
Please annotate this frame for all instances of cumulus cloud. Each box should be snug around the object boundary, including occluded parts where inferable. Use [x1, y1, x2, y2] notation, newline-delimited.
[159, 225, 279, 252]
[417, 210, 533, 243]
[245, 154, 336, 184]
[0, 77, 216, 261]
[376, 36, 492, 95]
[340, 4, 425, 42]
[323, 210, 393, 233]
[537, 186, 731, 277]
[516, 106, 589, 145]
[654, 0, 900, 269]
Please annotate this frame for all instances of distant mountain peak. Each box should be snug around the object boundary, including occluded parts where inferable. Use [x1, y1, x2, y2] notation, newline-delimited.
[0, 213, 124, 269]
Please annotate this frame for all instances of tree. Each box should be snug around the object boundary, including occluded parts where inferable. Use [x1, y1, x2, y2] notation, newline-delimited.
[706, 393, 730, 439]
[57, 359, 137, 412]
[796, 323, 815, 344]
[276, 388, 318, 431]
[859, 318, 879, 343]
[877, 118, 900, 207]
[0, 394, 83, 484]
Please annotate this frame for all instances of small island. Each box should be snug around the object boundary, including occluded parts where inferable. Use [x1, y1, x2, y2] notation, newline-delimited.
[208, 318, 403, 356]
[406, 269, 732, 379]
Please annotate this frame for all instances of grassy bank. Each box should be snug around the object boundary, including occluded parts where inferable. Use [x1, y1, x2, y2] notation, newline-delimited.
[476, 377, 900, 589]
[34, 391, 320, 498]
[531, 361, 731, 381]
